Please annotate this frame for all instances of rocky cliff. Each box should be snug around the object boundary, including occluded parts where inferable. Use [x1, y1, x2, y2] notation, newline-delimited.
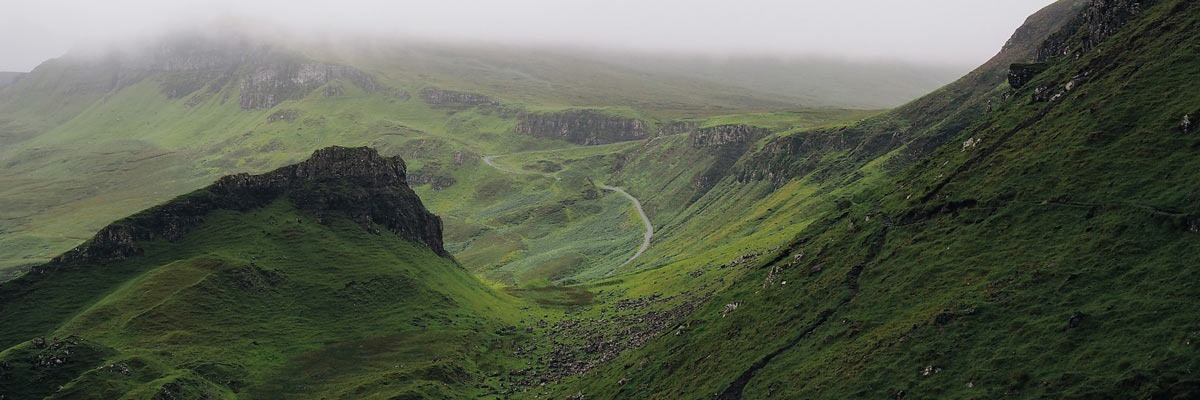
[1037, 0, 1158, 62]
[419, 87, 498, 109]
[689, 125, 769, 148]
[48, 146, 447, 266]
[238, 59, 381, 110]
[515, 109, 649, 145]
[657, 121, 700, 137]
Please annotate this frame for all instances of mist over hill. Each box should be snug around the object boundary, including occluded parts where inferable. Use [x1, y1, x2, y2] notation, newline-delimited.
[2, 0, 1199, 398]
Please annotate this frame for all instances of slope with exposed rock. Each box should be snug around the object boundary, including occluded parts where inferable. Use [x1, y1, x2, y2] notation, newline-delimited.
[0, 147, 518, 399]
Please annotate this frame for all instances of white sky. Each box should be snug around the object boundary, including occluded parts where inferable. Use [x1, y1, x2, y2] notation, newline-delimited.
[0, 0, 1058, 71]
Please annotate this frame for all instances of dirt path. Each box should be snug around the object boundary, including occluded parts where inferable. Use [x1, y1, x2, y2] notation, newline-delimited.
[596, 184, 654, 267]
[481, 149, 653, 267]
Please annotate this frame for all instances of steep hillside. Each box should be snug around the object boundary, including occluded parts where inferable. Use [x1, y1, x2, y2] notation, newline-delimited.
[0, 147, 532, 399]
[547, 0, 1200, 398]
[585, 0, 1087, 279]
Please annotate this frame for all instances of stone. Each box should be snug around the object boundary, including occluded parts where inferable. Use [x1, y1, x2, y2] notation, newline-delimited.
[722, 302, 741, 318]
[1182, 114, 1192, 134]
[1008, 63, 1049, 89]
[1067, 312, 1087, 329]
[688, 125, 770, 148]
[419, 88, 498, 109]
[515, 110, 648, 146]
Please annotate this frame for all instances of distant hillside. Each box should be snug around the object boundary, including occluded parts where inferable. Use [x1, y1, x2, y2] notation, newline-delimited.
[599, 55, 966, 109]
[0, 71, 22, 88]
[0, 32, 886, 274]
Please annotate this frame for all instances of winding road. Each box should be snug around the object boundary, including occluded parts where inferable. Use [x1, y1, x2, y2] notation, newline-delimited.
[481, 151, 654, 267]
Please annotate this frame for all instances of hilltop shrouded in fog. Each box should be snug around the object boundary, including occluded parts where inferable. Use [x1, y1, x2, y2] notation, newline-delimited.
[5, 0, 1200, 398]
[2, 0, 1058, 72]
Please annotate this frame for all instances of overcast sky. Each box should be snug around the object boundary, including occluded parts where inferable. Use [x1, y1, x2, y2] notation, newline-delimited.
[0, 0, 1058, 72]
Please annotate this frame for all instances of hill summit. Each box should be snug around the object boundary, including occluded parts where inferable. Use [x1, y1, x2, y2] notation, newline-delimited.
[0, 146, 506, 399]
[48, 146, 447, 267]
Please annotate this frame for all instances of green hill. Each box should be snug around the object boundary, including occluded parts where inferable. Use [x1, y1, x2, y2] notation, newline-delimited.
[0, 35, 884, 276]
[3, 0, 1200, 398]
[0, 147, 529, 398]
[542, 0, 1200, 398]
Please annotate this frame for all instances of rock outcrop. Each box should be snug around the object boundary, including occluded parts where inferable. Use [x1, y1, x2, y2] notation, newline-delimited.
[657, 121, 700, 137]
[238, 61, 381, 110]
[515, 110, 649, 146]
[409, 162, 457, 191]
[1036, 0, 1157, 62]
[689, 125, 769, 148]
[1008, 62, 1050, 89]
[50, 146, 447, 266]
[419, 88, 498, 109]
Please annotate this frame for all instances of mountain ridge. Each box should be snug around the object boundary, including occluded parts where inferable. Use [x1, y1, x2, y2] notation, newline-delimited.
[44, 146, 447, 268]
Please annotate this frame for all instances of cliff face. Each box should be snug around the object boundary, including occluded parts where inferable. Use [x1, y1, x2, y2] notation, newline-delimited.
[238, 60, 381, 110]
[1037, 0, 1157, 61]
[689, 125, 769, 148]
[657, 121, 700, 137]
[1015, 0, 1159, 103]
[516, 110, 649, 145]
[419, 88, 498, 109]
[685, 125, 771, 193]
[50, 146, 447, 266]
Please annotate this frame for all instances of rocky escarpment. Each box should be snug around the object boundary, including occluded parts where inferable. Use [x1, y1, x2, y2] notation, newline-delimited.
[689, 125, 769, 148]
[516, 110, 649, 145]
[49, 146, 447, 266]
[1008, 62, 1050, 89]
[1036, 0, 1158, 62]
[688, 125, 771, 193]
[657, 121, 700, 137]
[409, 162, 457, 191]
[1011, 0, 1156, 93]
[419, 88, 498, 109]
[238, 59, 381, 110]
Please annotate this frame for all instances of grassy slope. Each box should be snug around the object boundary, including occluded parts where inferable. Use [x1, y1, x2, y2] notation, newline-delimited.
[0, 199, 535, 399]
[545, 1, 1200, 398]
[0, 40, 884, 277]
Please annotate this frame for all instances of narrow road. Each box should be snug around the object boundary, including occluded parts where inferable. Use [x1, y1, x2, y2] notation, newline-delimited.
[481, 150, 653, 267]
[597, 184, 654, 267]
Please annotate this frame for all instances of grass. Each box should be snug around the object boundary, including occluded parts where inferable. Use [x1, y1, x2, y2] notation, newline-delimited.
[0, 199, 541, 399]
[7, 1, 1200, 398]
[539, 1, 1200, 397]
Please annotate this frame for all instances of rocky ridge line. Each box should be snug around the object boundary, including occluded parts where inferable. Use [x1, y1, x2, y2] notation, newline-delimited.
[47, 146, 447, 267]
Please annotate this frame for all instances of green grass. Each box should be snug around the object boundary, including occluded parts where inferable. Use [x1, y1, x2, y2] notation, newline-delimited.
[7, 1, 1200, 398]
[0, 199, 539, 399]
[539, 1, 1200, 398]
